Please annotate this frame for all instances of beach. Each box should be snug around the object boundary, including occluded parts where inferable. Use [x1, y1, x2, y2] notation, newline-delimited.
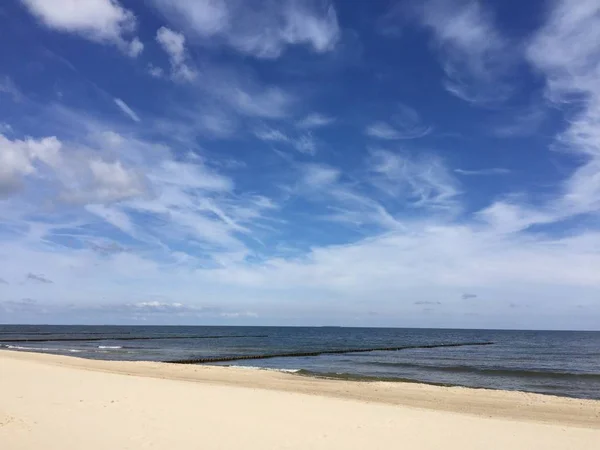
[1, 350, 599, 450]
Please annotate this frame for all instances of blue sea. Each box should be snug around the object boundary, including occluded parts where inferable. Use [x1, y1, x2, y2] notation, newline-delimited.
[1, 325, 599, 400]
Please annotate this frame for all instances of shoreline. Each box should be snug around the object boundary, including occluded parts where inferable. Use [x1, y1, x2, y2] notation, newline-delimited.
[2, 349, 599, 428]
[4, 346, 598, 402]
[3, 346, 598, 402]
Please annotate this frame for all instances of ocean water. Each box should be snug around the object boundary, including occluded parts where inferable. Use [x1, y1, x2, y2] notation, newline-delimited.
[1, 325, 599, 400]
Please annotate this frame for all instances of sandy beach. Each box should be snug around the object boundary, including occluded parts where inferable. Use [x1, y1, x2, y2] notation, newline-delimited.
[1, 350, 599, 449]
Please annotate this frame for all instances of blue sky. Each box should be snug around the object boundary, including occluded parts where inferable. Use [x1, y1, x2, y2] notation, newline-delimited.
[0, 0, 599, 329]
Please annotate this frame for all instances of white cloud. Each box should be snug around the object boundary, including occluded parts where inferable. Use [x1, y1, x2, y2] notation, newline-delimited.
[296, 113, 335, 129]
[0, 131, 147, 205]
[85, 204, 136, 235]
[365, 122, 400, 140]
[21, 0, 143, 57]
[128, 38, 144, 57]
[413, 0, 512, 104]
[0, 76, 23, 101]
[227, 86, 295, 118]
[197, 111, 237, 138]
[254, 128, 316, 154]
[152, 0, 229, 38]
[156, 26, 197, 81]
[508, 0, 600, 228]
[114, 301, 207, 315]
[300, 163, 340, 188]
[147, 64, 165, 78]
[2, 117, 600, 327]
[208, 225, 600, 292]
[5, 1, 600, 328]
[455, 168, 511, 176]
[292, 133, 317, 155]
[86, 159, 146, 203]
[114, 98, 141, 122]
[156, 26, 186, 65]
[0, 123, 12, 134]
[2, 222, 599, 327]
[293, 163, 402, 231]
[149, 160, 232, 192]
[0, 118, 279, 270]
[152, 59, 296, 121]
[254, 127, 289, 143]
[150, 0, 340, 58]
[0, 134, 61, 197]
[365, 105, 431, 140]
[451, 2, 600, 236]
[491, 105, 546, 138]
[369, 149, 460, 209]
[220, 311, 258, 318]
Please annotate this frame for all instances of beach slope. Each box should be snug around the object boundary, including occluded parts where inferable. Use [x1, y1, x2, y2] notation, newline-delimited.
[1, 350, 599, 450]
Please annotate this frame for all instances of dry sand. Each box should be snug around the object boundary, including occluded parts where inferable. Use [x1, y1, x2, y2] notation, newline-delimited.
[1, 350, 599, 449]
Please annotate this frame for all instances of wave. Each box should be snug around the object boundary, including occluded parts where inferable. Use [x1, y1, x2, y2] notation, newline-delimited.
[362, 361, 600, 380]
[295, 369, 452, 384]
[1, 344, 82, 353]
[97, 346, 122, 349]
[226, 365, 300, 374]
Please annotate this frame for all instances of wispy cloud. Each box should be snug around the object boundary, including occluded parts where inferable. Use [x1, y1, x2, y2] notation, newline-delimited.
[366, 122, 405, 140]
[365, 105, 431, 140]
[4, 0, 600, 329]
[455, 168, 510, 176]
[293, 162, 402, 231]
[292, 133, 317, 155]
[366, 121, 430, 140]
[103, 300, 215, 316]
[0, 103, 278, 267]
[196, 111, 237, 138]
[150, 0, 340, 59]
[226, 85, 295, 119]
[155, 26, 196, 81]
[254, 127, 289, 143]
[296, 113, 336, 129]
[254, 127, 317, 154]
[114, 98, 141, 122]
[526, 0, 600, 221]
[368, 149, 460, 209]
[20, 0, 143, 57]
[467, 0, 600, 235]
[220, 311, 258, 318]
[412, 0, 512, 104]
[0, 298, 41, 314]
[491, 105, 547, 138]
[147, 64, 164, 78]
[299, 163, 340, 188]
[0, 76, 23, 102]
[26, 272, 53, 284]
[0, 123, 13, 134]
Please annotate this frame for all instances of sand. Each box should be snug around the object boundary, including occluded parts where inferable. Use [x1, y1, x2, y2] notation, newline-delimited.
[1, 350, 599, 449]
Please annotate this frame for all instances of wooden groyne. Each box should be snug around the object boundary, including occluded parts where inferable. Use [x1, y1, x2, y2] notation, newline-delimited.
[165, 341, 494, 365]
[0, 334, 268, 343]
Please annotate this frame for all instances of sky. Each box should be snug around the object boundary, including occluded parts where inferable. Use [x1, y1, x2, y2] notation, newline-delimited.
[0, 0, 599, 329]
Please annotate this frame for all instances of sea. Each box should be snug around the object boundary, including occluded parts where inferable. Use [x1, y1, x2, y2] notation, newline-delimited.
[1, 325, 599, 400]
